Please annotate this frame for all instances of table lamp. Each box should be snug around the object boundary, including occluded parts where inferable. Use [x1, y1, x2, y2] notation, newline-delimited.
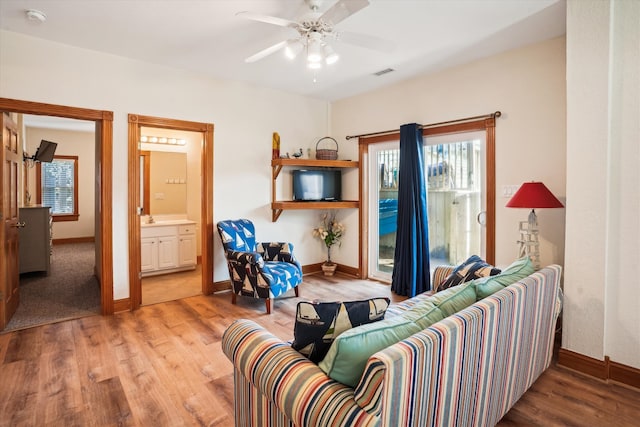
[506, 181, 563, 269]
[506, 181, 564, 226]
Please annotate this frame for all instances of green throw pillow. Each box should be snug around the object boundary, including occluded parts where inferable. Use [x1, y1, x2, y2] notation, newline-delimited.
[475, 256, 535, 300]
[425, 281, 477, 317]
[318, 282, 475, 387]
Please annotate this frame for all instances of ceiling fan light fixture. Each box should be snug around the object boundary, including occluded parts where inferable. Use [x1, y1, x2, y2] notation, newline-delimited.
[307, 43, 322, 63]
[323, 44, 339, 65]
[307, 61, 322, 70]
[284, 39, 303, 60]
[306, 32, 323, 63]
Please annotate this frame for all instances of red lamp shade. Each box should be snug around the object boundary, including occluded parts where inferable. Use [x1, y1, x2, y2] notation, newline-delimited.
[506, 182, 563, 209]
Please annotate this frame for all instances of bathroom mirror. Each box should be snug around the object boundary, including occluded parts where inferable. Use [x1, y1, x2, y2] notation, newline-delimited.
[140, 150, 187, 215]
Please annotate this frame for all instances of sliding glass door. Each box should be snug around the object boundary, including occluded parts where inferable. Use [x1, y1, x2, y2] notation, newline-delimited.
[367, 131, 487, 282]
[368, 141, 399, 280]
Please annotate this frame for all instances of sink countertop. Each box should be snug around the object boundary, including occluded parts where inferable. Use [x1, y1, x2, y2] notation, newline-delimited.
[141, 219, 196, 227]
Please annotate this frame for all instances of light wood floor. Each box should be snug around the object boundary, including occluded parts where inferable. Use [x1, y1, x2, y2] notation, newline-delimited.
[141, 265, 202, 306]
[1, 274, 638, 426]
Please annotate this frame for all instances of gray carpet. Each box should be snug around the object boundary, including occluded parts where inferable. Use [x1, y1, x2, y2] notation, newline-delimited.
[4, 242, 100, 333]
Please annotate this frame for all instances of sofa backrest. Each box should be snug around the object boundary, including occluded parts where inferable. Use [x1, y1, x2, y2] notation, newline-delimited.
[353, 265, 562, 426]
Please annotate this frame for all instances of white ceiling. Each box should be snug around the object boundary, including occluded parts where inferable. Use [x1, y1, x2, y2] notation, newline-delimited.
[0, 0, 566, 102]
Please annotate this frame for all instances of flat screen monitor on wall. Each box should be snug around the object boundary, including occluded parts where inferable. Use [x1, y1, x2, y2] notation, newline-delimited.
[34, 139, 58, 162]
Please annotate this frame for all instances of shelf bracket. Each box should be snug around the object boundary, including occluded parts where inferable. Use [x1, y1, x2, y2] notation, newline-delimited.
[272, 164, 283, 180]
[272, 208, 283, 222]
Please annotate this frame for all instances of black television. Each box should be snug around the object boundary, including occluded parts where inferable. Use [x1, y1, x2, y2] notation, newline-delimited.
[34, 139, 58, 162]
[292, 169, 342, 201]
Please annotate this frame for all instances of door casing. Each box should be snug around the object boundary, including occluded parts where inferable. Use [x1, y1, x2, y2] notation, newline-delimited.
[127, 114, 214, 310]
[0, 97, 114, 316]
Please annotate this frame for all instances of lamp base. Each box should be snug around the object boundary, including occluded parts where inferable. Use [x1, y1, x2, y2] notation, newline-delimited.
[517, 220, 540, 270]
[528, 209, 538, 227]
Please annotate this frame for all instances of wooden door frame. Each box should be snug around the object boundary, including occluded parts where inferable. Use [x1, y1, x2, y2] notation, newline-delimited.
[127, 114, 214, 310]
[0, 97, 114, 315]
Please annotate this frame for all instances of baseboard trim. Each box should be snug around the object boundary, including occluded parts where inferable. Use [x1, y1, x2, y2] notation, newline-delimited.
[558, 348, 640, 388]
[609, 358, 640, 389]
[53, 236, 95, 245]
[211, 279, 231, 292]
[302, 263, 359, 277]
[558, 348, 607, 379]
[113, 298, 131, 313]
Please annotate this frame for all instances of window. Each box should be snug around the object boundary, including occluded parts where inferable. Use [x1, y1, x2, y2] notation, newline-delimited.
[36, 155, 79, 222]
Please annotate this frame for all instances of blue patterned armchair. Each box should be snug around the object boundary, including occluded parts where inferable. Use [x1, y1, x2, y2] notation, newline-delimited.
[216, 219, 302, 314]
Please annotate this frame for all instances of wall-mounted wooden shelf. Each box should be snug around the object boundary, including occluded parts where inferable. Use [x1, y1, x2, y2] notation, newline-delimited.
[271, 158, 360, 222]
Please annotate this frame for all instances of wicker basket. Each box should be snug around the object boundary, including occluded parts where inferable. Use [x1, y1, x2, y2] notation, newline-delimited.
[315, 137, 338, 160]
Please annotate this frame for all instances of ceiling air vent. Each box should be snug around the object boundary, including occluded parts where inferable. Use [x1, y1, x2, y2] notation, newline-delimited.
[373, 68, 395, 76]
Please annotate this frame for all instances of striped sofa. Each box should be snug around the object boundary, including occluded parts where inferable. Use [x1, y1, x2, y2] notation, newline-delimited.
[222, 265, 562, 426]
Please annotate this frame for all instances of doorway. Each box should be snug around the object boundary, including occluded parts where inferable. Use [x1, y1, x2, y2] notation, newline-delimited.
[0, 97, 114, 331]
[127, 114, 214, 310]
[367, 132, 487, 283]
[7, 116, 100, 331]
[358, 115, 497, 281]
[138, 127, 202, 305]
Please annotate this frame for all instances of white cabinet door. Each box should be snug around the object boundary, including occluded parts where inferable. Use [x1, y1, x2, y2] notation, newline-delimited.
[179, 234, 197, 266]
[141, 237, 158, 272]
[157, 235, 178, 269]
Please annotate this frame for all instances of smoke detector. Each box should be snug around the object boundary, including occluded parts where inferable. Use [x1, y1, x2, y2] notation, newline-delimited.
[25, 9, 47, 23]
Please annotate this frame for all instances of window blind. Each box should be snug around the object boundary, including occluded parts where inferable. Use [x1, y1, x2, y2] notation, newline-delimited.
[41, 159, 75, 214]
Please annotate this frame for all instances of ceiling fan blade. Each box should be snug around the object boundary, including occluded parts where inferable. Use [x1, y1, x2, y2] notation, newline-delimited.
[244, 40, 288, 63]
[320, 0, 369, 25]
[236, 11, 298, 28]
[338, 31, 396, 53]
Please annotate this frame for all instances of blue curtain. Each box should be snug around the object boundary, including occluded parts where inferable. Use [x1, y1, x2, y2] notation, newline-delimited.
[391, 123, 431, 297]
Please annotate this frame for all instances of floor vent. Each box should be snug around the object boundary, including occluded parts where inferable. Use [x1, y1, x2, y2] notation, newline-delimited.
[373, 68, 395, 76]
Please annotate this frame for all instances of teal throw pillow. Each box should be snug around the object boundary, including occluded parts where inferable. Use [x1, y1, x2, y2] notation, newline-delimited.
[475, 256, 535, 300]
[319, 282, 476, 387]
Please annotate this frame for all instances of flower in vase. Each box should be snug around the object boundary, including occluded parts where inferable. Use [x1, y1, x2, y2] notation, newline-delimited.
[312, 212, 345, 264]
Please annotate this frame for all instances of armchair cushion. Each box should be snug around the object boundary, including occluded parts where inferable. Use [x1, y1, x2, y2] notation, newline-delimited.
[292, 297, 390, 363]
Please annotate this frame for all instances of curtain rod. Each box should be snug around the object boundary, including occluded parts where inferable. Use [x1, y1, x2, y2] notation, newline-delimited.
[345, 111, 502, 140]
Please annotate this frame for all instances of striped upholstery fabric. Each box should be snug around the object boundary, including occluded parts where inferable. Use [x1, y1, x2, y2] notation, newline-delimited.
[355, 265, 562, 425]
[222, 320, 379, 427]
[222, 265, 562, 427]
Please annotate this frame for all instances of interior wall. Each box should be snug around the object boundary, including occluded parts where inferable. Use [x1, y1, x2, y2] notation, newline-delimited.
[148, 152, 187, 215]
[331, 36, 567, 269]
[24, 127, 96, 240]
[565, 0, 640, 369]
[0, 30, 328, 299]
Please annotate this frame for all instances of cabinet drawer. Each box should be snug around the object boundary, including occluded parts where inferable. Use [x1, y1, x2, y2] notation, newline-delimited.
[179, 225, 195, 235]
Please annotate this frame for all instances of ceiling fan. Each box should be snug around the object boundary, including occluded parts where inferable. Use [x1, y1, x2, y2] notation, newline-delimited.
[237, 0, 395, 69]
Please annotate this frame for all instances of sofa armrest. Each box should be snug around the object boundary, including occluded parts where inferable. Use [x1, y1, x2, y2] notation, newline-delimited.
[222, 319, 378, 426]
